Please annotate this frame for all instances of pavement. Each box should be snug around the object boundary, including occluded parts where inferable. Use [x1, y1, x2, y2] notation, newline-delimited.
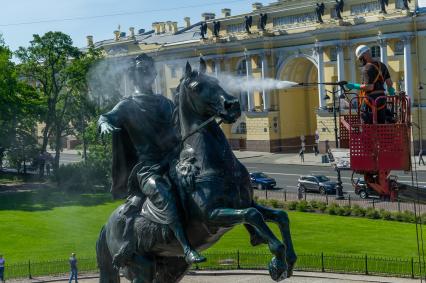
[8, 270, 421, 283]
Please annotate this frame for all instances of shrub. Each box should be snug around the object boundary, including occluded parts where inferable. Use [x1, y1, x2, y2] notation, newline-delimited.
[337, 205, 352, 216]
[318, 202, 327, 213]
[379, 209, 392, 220]
[309, 200, 319, 209]
[287, 201, 298, 211]
[365, 207, 380, 219]
[352, 205, 366, 217]
[269, 199, 282, 208]
[327, 203, 340, 215]
[420, 213, 426, 224]
[256, 198, 269, 207]
[401, 210, 416, 223]
[297, 200, 310, 212]
[393, 211, 405, 222]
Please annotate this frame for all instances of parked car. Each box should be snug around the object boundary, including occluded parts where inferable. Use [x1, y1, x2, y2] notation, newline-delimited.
[249, 172, 277, 190]
[353, 177, 378, 199]
[297, 175, 337, 195]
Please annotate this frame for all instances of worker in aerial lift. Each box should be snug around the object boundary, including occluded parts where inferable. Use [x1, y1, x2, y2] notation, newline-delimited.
[345, 45, 396, 124]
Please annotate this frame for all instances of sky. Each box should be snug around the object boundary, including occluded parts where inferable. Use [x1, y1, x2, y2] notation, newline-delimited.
[0, 0, 272, 52]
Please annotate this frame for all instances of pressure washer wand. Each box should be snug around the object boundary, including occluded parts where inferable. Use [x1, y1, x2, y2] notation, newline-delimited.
[297, 81, 348, 87]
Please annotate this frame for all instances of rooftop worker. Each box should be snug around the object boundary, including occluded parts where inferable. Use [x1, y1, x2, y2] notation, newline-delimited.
[345, 45, 396, 124]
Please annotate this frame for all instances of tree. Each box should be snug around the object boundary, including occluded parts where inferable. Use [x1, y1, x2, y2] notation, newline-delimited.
[0, 35, 40, 172]
[67, 48, 101, 162]
[15, 32, 86, 174]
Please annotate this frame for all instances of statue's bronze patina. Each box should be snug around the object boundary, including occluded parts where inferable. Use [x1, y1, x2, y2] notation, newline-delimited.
[96, 56, 296, 283]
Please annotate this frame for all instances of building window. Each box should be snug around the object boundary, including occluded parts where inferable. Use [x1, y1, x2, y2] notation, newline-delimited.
[329, 47, 337, 61]
[236, 59, 248, 111]
[227, 23, 245, 33]
[371, 45, 381, 58]
[236, 122, 247, 134]
[350, 2, 380, 15]
[171, 67, 177, 78]
[394, 41, 404, 55]
[273, 12, 316, 27]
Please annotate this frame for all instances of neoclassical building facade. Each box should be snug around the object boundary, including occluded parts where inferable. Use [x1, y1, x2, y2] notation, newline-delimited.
[90, 0, 426, 153]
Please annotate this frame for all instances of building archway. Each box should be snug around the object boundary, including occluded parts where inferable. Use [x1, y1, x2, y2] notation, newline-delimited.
[275, 56, 319, 152]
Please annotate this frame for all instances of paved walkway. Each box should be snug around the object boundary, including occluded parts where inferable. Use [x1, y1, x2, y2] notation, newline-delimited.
[9, 270, 420, 283]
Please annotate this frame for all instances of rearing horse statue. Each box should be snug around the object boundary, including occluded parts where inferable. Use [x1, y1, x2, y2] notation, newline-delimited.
[96, 59, 296, 283]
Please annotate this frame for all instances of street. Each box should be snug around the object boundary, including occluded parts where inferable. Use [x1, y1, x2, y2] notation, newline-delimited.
[240, 162, 426, 198]
[55, 150, 426, 199]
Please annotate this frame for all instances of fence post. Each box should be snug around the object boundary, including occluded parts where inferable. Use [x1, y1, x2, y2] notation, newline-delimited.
[321, 252, 325, 272]
[28, 260, 32, 279]
[326, 193, 329, 205]
[284, 189, 287, 202]
[265, 188, 268, 200]
[411, 257, 414, 279]
[365, 254, 368, 275]
[304, 189, 307, 201]
[348, 195, 351, 207]
[237, 250, 240, 269]
[398, 200, 401, 212]
[372, 199, 375, 209]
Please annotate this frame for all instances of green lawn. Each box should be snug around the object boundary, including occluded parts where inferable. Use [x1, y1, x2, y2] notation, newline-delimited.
[0, 188, 423, 264]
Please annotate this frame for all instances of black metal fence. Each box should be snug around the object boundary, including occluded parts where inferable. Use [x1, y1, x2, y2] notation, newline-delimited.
[4, 252, 425, 280]
[254, 190, 426, 213]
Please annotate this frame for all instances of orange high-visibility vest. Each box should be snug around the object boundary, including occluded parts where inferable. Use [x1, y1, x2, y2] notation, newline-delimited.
[359, 62, 386, 111]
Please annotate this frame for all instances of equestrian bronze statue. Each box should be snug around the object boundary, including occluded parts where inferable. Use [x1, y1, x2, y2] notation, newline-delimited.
[96, 55, 297, 283]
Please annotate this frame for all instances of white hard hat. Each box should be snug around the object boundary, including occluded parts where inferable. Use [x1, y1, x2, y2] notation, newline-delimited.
[355, 45, 370, 59]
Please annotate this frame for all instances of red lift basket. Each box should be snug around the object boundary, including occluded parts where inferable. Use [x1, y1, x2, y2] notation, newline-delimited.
[341, 95, 411, 172]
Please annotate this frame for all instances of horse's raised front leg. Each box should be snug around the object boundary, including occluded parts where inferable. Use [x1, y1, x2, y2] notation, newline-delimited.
[208, 207, 288, 281]
[253, 204, 297, 276]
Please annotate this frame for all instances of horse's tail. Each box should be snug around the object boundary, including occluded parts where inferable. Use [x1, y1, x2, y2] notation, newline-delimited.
[96, 225, 120, 283]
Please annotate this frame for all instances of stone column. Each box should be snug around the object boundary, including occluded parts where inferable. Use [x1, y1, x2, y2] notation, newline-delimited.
[378, 38, 388, 65]
[246, 55, 254, 111]
[315, 46, 326, 108]
[403, 36, 413, 104]
[349, 44, 356, 82]
[337, 44, 345, 98]
[261, 53, 270, 111]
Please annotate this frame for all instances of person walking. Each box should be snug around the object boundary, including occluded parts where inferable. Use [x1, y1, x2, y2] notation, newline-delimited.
[419, 149, 425, 166]
[0, 254, 5, 283]
[299, 148, 305, 163]
[68, 253, 78, 283]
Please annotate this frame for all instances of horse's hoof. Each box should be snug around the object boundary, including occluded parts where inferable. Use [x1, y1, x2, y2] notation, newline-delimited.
[286, 257, 297, 278]
[185, 250, 207, 264]
[268, 257, 288, 282]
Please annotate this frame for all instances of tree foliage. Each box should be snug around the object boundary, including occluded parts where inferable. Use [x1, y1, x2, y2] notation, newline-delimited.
[0, 35, 41, 171]
[15, 32, 101, 173]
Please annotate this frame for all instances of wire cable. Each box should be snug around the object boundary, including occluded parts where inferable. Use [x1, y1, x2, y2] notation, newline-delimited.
[0, 0, 250, 27]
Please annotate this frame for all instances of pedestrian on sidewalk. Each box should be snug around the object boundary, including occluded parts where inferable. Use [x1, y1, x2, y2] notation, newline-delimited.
[68, 253, 78, 283]
[299, 148, 305, 163]
[0, 254, 5, 283]
[314, 130, 320, 156]
[419, 149, 425, 166]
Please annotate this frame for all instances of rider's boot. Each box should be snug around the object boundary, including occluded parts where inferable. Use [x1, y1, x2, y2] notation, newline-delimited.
[168, 221, 206, 264]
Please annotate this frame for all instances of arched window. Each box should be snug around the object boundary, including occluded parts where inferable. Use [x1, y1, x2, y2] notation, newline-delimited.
[371, 45, 381, 58]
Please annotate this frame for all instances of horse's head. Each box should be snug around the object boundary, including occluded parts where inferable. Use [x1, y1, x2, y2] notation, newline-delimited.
[179, 58, 241, 124]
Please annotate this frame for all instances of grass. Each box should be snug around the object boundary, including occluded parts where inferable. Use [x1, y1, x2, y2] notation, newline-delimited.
[0, 186, 424, 265]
